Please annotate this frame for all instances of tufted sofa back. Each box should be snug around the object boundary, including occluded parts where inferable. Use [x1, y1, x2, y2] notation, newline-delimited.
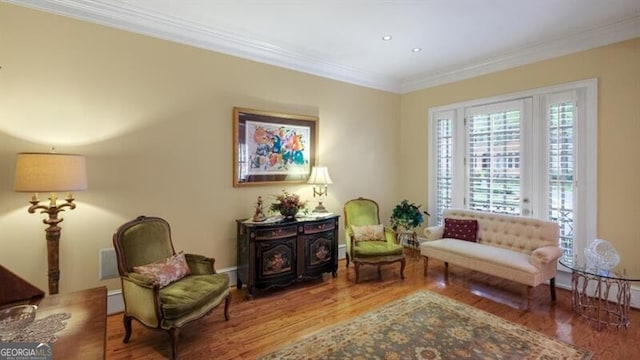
[443, 209, 559, 255]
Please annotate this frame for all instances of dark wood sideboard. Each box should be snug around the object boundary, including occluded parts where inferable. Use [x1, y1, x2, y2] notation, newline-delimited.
[236, 215, 339, 299]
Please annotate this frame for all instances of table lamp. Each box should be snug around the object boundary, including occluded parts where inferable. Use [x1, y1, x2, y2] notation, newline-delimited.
[307, 166, 333, 213]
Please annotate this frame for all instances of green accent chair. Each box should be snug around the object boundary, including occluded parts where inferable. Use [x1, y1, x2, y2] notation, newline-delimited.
[112, 216, 231, 360]
[343, 198, 405, 282]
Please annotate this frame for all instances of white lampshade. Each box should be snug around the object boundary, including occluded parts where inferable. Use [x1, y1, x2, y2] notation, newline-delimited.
[307, 166, 333, 185]
[14, 152, 88, 192]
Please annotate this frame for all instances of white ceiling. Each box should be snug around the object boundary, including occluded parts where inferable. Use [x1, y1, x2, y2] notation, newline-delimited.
[7, 0, 640, 93]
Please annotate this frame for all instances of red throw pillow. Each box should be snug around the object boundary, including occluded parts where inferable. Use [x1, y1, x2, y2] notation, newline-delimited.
[443, 218, 479, 242]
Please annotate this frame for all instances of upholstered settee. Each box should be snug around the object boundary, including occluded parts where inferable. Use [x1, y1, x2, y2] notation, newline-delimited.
[420, 209, 562, 306]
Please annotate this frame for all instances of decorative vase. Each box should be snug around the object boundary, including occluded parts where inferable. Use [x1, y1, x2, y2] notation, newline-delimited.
[280, 206, 299, 219]
[584, 238, 620, 271]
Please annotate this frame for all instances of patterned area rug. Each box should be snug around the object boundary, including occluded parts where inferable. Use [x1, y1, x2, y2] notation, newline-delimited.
[258, 290, 592, 360]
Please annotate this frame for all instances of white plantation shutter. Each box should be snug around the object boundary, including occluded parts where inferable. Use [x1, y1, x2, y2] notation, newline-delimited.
[546, 92, 577, 262]
[466, 101, 524, 216]
[435, 114, 453, 222]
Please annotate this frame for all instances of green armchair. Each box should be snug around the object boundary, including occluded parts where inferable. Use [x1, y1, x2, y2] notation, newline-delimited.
[343, 198, 405, 282]
[112, 216, 231, 360]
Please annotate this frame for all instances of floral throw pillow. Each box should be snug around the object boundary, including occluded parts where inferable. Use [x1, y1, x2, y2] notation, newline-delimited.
[133, 252, 191, 288]
[351, 224, 386, 242]
[443, 218, 479, 242]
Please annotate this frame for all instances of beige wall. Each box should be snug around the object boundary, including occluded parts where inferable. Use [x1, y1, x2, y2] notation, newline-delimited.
[0, 4, 400, 293]
[400, 37, 640, 277]
[1, 3, 638, 295]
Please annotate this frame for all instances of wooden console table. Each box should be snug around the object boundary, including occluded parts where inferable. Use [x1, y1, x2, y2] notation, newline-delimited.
[236, 215, 339, 299]
[36, 286, 107, 359]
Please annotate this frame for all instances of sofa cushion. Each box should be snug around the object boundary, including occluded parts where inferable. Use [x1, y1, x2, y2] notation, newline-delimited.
[422, 239, 538, 274]
[160, 273, 230, 320]
[133, 252, 191, 288]
[443, 218, 479, 242]
[351, 224, 386, 242]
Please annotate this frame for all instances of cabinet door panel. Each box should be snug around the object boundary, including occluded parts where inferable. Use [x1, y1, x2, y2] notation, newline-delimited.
[303, 232, 334, 277]
[256, 237, 296, 282]
[308, 236, 333, 266]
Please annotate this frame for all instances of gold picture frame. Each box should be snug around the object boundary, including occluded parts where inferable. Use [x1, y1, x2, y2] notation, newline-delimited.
[233, 107, 318, 187]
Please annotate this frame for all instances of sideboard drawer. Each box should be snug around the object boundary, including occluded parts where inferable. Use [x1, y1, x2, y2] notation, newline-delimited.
[254, 225, 298, 240]
[303, 219, 335, 234]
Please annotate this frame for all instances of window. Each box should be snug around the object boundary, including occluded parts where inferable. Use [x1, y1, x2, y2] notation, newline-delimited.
[428, 79, 597, 262]
[547, 94, 577, 261]
[434, 111, 454, 219]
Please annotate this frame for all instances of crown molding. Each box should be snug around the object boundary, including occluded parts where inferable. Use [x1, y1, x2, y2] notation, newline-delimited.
[401, 14, 640, 93]
[5, 1, 639, 94]
[5, 0, 401, 93]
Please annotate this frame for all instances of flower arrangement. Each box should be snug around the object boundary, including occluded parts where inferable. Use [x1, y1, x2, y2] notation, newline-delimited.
[390, 200, 425, 232]
[270, 190, 307, 217]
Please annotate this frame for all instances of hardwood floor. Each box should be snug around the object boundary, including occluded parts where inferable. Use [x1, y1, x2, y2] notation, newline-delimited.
[106, 255, 640, 359]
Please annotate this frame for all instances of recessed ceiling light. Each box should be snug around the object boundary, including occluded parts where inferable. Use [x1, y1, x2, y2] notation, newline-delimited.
[412, 48, 422, 53]
[382, 35, 392, 41]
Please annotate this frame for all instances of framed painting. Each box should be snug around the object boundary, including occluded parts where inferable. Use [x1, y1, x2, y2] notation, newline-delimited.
[233, 107, 318, 187]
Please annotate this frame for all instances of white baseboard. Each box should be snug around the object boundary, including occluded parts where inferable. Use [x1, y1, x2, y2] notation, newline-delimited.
[107, 289, 124, 315]
[111, 246, 640, 314]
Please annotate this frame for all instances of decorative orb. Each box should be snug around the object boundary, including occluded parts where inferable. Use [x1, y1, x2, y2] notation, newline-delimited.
[584, 238, 620, 271]
[0, 304, 37, 340]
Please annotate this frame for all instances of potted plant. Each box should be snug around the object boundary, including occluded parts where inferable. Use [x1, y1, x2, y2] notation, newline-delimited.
[270, 190, 307, 219]
[390, 200, 425, 232]
[390, 200, 427, 255]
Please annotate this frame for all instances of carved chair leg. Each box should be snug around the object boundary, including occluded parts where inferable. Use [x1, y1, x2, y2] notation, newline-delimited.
[354, 263, 361, 283]
[549, 277, 557, 301]
[122, 314, 132, 343]
[444, 262, 449, 283]
[400, 258, 406, 280]
[345, 253, 350, 268]
[224, 293, 231, 321]
[169, 327, 180, 360]
[423, 256, 429, 277]
[377, 265, 382, 280]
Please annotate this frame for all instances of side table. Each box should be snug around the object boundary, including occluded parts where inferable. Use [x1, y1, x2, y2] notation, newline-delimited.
[0, 287, 109, 358]
[560, 259, 638, 330]
[397, 231, 420, 260]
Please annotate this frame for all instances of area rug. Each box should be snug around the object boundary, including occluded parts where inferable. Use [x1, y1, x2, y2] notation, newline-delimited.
[258, 290, 592, 360]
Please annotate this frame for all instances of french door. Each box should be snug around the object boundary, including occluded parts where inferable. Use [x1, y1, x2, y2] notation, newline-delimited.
[465, 99, 531, 216]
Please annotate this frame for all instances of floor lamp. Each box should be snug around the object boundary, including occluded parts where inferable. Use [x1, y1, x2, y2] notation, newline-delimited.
[14, 152, 87, 295]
